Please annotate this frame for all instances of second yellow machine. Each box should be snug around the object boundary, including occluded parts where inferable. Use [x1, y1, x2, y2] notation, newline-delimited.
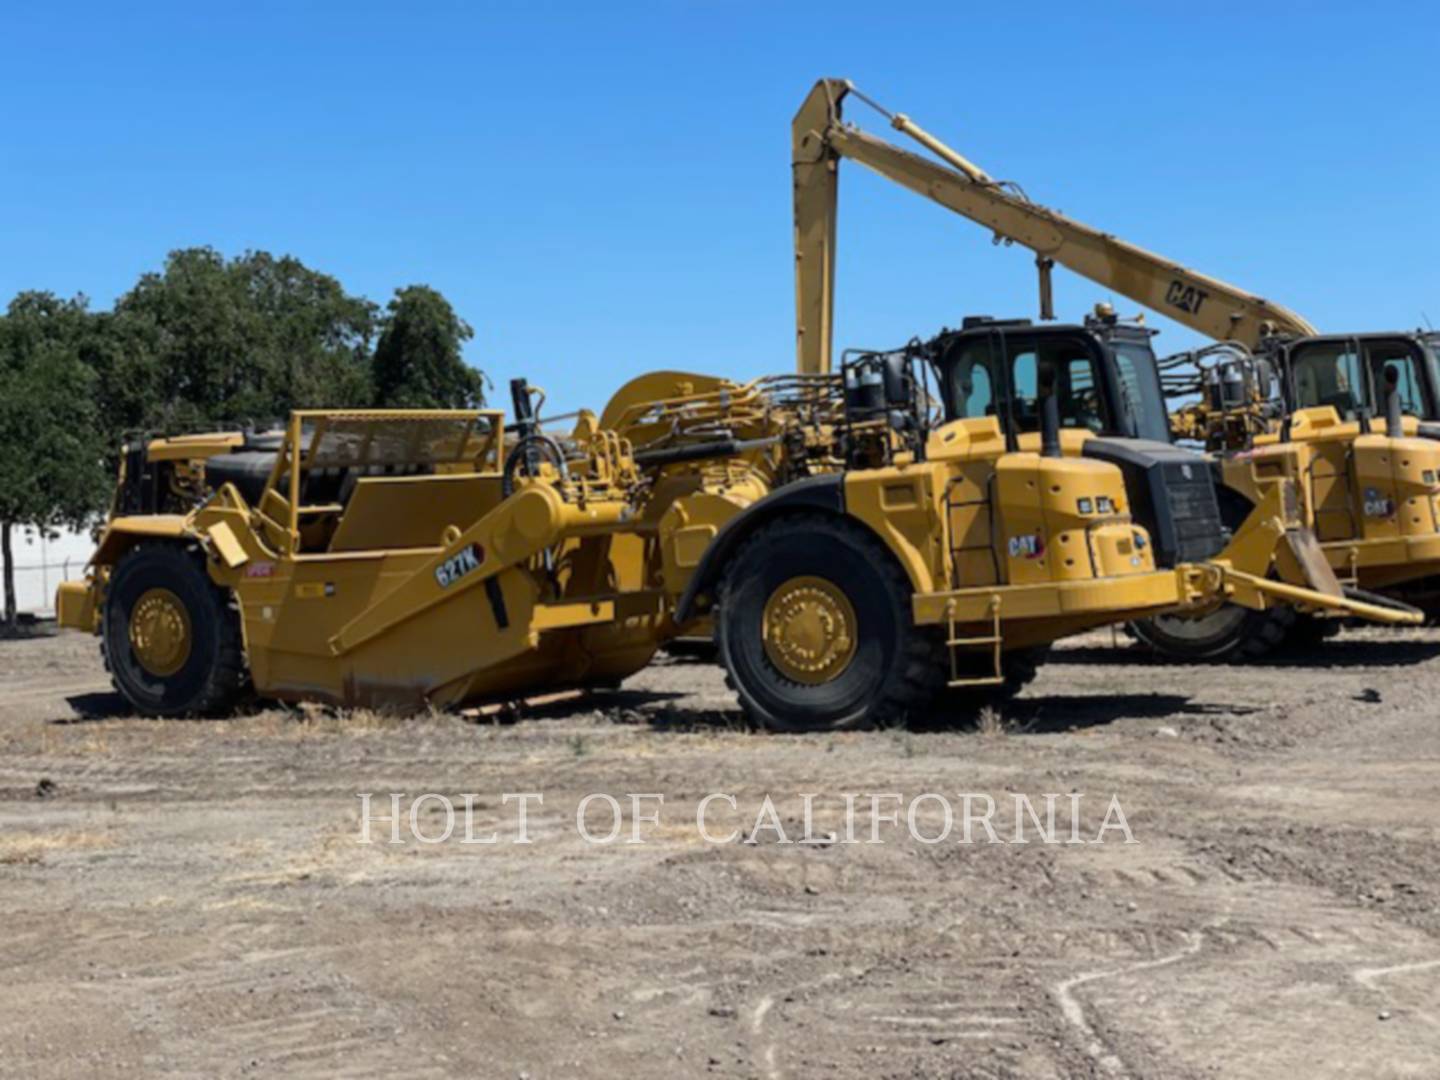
[790, 76, 1440, 658]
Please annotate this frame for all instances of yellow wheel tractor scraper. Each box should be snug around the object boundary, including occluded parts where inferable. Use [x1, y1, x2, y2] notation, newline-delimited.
[58, 351, 1419, 731]
[665, 347, 1419, 729]
[1165, 332, 1440, 629]
[790, 76, 1440, 661]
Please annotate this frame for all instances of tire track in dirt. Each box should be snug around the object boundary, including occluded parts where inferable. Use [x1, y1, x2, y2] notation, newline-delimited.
[118, 944, 456, 1078]
[1, 679, 112, 701]
[6, 627, 1440, 1077]
[1352, 958, 1440, 1030]
[1054, 928, 1209, 1077]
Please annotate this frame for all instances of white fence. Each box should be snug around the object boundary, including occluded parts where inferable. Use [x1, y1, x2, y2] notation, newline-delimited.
[6, 528, 94, 616]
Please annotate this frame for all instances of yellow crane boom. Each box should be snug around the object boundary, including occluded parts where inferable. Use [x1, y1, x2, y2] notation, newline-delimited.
[792, 77, 1318, 374]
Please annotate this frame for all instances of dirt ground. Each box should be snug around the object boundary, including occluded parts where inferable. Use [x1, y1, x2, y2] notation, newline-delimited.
[2, 626, 1439, 1079]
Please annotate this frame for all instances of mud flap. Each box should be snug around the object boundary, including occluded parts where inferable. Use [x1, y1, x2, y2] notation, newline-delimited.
[1277, 529, 1344, 599]
[55, 579, 99, 632]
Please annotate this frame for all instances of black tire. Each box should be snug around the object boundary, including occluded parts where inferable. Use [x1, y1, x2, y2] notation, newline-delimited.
[715, 514, 945, 732]
[928, 646, 1048, 725]
[960, 645, 1048, 701]
[1285, 613, 1343, 650]
[1381, 575, 1440, 626]
[102, 543, 248, 717]
[1128, 482, 1299, 663]
[1128, 602, 1296, 663]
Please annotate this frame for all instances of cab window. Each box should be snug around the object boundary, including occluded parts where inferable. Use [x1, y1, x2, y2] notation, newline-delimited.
[1111, 342, 1172, 443]
[1365, 340, 1432, 417]
[939, 336, 1106, 433]
[1291, 341, 1366, 417]
[944, 340, 997, 419]
[1007, 345, 1106, 433]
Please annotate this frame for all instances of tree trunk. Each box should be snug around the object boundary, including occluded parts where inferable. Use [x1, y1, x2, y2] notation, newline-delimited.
[2, 522, 15, 631]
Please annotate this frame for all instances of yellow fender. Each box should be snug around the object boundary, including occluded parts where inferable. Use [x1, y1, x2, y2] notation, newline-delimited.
[92, 515, 191, 565]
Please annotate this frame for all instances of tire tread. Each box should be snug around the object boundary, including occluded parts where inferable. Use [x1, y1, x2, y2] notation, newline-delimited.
[103, 542, 248, 716]
[717, 513, 945, 731]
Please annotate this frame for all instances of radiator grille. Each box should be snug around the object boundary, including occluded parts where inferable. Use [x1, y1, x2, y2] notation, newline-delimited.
[1159, 463, 1226, 562]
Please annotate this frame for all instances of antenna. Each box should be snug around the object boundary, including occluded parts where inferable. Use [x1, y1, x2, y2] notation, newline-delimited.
[1422, 311, 1434, 331]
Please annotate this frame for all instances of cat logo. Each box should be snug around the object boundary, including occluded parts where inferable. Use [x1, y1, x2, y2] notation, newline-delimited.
[1363, 488, 1396, 519]
[1008, 534, 1045, 560]
[1165, 279, 1210, 316]
[435, 544, 485, 588]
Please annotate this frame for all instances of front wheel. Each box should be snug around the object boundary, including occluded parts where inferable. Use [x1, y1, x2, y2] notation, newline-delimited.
[715, 514, 944, 732]
[1129, 602, 1296, 662]
[102, 544, 248, 716]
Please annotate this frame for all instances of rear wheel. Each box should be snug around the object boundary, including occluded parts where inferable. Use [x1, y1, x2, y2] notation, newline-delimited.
[716, 514, 944, 732]
[1129, 602, 1296, 662]
[1129, 482, 1303, 662]
[1285, 613, 1343, 650]
[1380, 575, 1440, 626]
[102, 544, 248, 716]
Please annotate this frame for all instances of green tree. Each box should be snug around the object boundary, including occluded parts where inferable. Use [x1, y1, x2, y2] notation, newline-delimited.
[102, 247, 378, 437]
[0, 293, 111, 629]
[372, 285, 485, 408]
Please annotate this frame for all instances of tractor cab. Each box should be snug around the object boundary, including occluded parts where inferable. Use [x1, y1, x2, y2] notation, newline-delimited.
[924, 313, 1172, 446]
[1279, 332, 1440, 438]
[920, 313, 1231, 568]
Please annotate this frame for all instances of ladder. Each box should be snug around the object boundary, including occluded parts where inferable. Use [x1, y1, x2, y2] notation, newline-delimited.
[946, 594, 1005, 688]
[1305, 446, 1359, 546]
[945, 472, 1002, 588]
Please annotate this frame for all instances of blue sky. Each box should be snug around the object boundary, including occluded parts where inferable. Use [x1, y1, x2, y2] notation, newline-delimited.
[3, 2, 1438, 414]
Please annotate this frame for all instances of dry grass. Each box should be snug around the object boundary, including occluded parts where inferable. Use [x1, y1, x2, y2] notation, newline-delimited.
[39, 724, 120, 757]
[974, 704, 1032, 738]
[0, 829, 115, 866]
[239, 701, 454, 738]
[891, 731, 921, 758]
[222, 818, 388, 887]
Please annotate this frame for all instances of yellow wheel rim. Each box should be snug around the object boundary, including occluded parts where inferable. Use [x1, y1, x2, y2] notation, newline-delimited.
[761, 575, 858, 685]
[129, 587, 192, 677]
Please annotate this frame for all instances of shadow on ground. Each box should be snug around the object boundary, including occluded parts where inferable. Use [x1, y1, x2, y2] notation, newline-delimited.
[1056, 638, 1440, 670]
[911, 692, 1241, 735]
[56, 679, 1255, 740]
[593, 689, 1240, 738]
[57, 691, 133, 723]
